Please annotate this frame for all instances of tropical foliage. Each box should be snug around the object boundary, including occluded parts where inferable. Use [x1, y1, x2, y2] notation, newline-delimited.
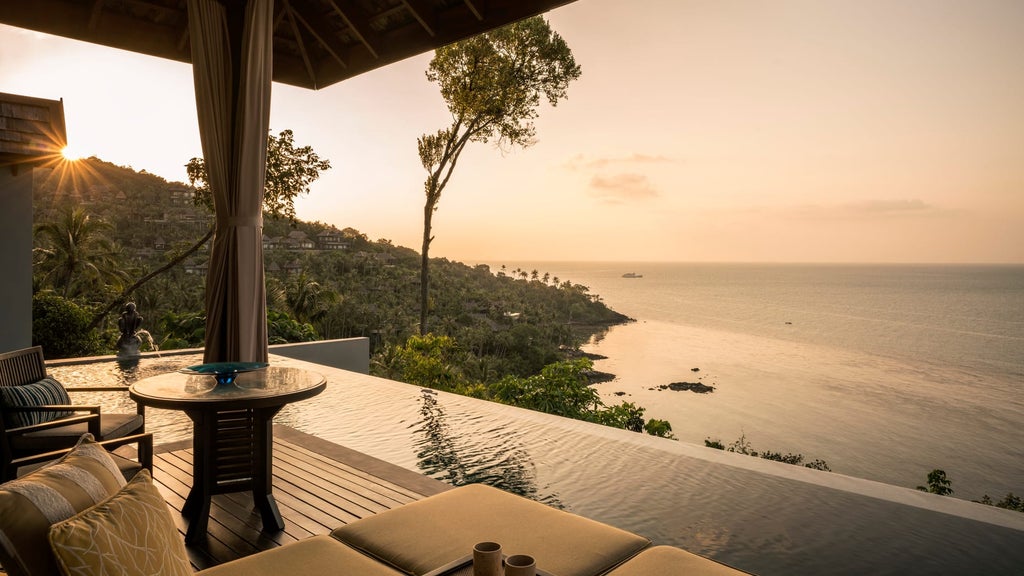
[31, 155, 627, 364]
[34, 206, 128, 301]
[377, 336, 674, 438]
[978, 492, 1024, 512]
[186, 129, 331, 224]
[917, 469, 954, 496]
[704, 433, 832, 471]
[916, 469, 1023, 513]
[32, 292, 109, 358]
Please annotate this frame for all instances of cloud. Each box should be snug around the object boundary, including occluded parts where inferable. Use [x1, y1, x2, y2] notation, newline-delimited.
[786, 198, 942, 220]
[563, 153, 669, 203]
[843, 199, 935, 215]
[564, 153, 674, 171]
[587, 173, 659, 203]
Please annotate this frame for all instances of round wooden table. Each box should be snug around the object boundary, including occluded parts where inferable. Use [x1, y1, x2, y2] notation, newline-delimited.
[130, 366, 326, 544]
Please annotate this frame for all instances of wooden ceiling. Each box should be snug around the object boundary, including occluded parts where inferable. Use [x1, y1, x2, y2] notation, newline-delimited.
[0, 0, 577, 90]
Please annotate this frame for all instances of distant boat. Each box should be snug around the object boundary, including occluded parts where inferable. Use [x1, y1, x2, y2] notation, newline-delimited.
[621, 272, 643, 278]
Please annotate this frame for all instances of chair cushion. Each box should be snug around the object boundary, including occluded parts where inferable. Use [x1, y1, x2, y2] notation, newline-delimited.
[603, 545, 751, 576]
[0, 377, 73, 427]
[0, 434, 125, 576]
[48, 469, 192, 576]
[196, 535, 405, 576]
[331, 483, 651, 576]
[10, 413, 145, 453]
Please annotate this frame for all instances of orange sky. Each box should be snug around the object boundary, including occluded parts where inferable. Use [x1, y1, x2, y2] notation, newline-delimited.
[2, 0, 1022, 263]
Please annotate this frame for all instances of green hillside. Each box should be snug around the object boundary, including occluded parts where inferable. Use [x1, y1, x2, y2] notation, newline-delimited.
[31, 157, 630, 380]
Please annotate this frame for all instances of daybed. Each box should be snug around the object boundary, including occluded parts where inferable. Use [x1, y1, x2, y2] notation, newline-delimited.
[0, 435, 750, 576]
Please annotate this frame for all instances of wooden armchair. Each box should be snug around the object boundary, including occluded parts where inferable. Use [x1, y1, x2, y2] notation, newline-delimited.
[0, 346, 146, 480]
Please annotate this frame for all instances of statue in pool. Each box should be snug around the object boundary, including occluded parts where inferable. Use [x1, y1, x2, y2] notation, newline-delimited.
[116, 302, 144, 357]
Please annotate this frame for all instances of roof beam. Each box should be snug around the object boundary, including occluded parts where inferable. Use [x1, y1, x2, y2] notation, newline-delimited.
[462, 0, 483, 21]
[288, 5, 349, 71]
[121, 0, 186, 22]
[282, 0, 316, 87]
[0, 0, 187, 64]
[176, 27, 189, 52]
[324, 0, 381, 60]
[401, 0, 436, 37]
[88, 0, 105, 31]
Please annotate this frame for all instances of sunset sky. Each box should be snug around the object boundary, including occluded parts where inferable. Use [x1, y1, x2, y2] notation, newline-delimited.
[2, 0, 1022, 264]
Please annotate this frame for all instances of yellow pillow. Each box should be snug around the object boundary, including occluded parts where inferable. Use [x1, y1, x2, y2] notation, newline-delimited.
[0, 434, 125, 576]
[48, 469, 192, 576]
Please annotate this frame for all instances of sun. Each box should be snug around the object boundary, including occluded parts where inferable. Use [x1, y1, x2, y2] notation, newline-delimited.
[60, 145, 81, 161]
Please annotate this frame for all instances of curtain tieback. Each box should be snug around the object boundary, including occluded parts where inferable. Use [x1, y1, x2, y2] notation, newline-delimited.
[221, 216, 263, 228]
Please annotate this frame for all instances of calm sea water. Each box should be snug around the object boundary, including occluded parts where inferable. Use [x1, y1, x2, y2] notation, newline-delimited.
[495, 262, 1024, 501]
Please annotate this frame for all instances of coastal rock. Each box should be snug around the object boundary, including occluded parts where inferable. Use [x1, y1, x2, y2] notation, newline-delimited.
[562, 347, 609, 361]
[585, 370, 616, 385]
[659, 381, 715, 394]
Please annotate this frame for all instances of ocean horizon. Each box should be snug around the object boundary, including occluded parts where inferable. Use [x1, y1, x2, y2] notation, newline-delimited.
[483, 261, 1024, 501]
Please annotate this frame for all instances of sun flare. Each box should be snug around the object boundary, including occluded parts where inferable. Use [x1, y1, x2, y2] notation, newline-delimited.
[60, 146, 81, 161]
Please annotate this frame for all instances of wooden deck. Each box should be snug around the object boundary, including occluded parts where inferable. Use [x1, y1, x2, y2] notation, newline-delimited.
[150, 425, 450, 570]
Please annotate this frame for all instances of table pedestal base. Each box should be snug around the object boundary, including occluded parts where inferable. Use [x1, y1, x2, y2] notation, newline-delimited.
[182, 406, 284, 544]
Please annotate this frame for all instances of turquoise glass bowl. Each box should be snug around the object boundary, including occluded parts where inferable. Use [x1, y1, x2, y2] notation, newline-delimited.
[180, 362, 269, 385]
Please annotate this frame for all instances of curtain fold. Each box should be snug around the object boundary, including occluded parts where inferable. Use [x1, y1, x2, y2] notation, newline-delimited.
[188, 0, 273, 363]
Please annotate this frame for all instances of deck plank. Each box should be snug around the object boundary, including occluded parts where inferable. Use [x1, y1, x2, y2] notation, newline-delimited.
[150, 425, 448, 569]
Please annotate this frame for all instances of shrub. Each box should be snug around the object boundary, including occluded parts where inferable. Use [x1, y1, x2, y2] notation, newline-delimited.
[32, 293, 107, 358]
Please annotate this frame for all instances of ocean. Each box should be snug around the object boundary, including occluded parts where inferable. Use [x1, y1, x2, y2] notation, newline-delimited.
[490, 262, 1024, 501]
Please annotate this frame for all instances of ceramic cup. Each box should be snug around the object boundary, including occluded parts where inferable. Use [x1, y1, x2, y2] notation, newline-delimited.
[504, 554, 536, 576]
[473, 542, 503, 576]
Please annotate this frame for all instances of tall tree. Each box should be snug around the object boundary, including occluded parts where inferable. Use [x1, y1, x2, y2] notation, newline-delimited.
[416, 16, 581, 335]
[188, 129, 331, 224]
[34, 207, 128, 300]
[88, 129, 330, 330]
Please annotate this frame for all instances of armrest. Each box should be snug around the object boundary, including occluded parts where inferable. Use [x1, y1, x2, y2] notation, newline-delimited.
[6, 404, 101, 413]
[97, 433, 154, 472]
[9, 432, 155, 473]
[64, 387, 146, 420]
[66, 386, 131, 393]
[4, 412, 102, 437]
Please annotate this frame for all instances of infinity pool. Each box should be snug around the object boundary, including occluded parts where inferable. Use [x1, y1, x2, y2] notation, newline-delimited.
[50, 354, 1024, 575]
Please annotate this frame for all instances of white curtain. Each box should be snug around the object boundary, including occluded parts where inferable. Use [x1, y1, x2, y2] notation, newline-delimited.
[188, 0, 273, 363]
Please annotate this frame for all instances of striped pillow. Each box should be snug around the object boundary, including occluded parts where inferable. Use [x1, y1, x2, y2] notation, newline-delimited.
[0, 377, 74, 428]
[0, 434, 125, 576]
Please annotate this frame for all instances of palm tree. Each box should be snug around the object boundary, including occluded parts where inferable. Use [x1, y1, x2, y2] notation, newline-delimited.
[283, 272, 339, 325]
[34, 207, 127, 300]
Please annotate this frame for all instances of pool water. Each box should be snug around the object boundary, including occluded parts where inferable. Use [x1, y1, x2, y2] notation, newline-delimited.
[50, 354, 1024, 575]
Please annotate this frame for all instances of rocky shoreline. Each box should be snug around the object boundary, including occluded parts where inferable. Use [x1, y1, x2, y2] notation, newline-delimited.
[581, 357, 718, 393]
[657, 381, 715, 393]
[585, 369, 616, 384]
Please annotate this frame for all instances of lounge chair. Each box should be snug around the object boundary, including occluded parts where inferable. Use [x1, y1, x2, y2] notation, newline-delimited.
[0, 346, 145, 481]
